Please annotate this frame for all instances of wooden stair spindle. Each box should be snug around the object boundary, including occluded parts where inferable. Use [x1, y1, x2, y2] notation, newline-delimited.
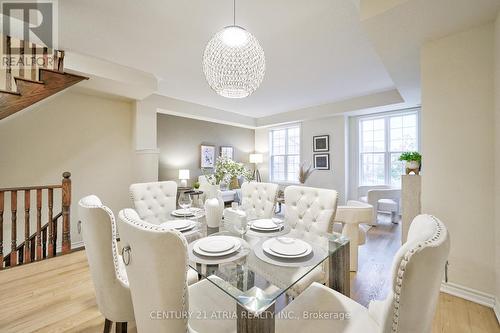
[42, 47, 48, 69]
[24, 190, 31, 264]
[36, 189, 42, 260]
[6, 36, 12, 91]
[10, 191, 17, 266]
[57, 50, 65, 72]
[47, 188, 54, 257]
[0, 191, 4, 268]
[61, 172, 71, 254]
[31, 43, 37, 81]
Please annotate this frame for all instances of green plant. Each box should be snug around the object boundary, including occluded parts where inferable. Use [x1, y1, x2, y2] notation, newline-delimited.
[193, 181, 200, 189]
[203, 157, 252, 185]
[399, 151, 422, 162]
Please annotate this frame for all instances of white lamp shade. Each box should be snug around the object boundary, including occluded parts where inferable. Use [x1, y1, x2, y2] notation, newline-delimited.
[249, 154, 263, 164]
[178, 169, 190, 180]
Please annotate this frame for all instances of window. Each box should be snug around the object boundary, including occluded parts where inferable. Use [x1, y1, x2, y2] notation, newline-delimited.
[359, 111, 419, 187]
[270, 126, 300, 183]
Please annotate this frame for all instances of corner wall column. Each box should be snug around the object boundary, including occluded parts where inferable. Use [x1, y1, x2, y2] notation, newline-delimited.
[133, 100, 159, 182]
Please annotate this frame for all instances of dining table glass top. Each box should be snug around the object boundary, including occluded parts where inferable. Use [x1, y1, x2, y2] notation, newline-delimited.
[166, 210, 349, 313]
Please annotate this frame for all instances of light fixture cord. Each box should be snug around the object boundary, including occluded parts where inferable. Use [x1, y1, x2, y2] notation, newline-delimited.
[233, 0, 236, 26]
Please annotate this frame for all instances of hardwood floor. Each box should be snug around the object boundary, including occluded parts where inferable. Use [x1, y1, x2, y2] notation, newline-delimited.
[0, 214, 498, 332]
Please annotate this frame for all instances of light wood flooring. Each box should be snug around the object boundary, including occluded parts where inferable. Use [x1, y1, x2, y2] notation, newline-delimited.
[0, 214, 498, 332]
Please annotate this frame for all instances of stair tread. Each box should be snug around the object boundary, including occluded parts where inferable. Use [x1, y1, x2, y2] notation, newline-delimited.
[39, 68, 89, 80]
[13, 76, 44, 84]
[0, 89, 21, 96]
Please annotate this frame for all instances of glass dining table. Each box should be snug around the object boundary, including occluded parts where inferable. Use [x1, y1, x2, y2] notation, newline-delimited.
[168, 209, 350, 333]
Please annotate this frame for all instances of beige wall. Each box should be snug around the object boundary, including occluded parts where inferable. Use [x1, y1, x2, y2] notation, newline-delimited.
[157, 114, 255, 185]
[421, 23, 495, 294]
[0, 90, 135, 248]
[495, 11, 500, 307]
[254, 116, 347, 202]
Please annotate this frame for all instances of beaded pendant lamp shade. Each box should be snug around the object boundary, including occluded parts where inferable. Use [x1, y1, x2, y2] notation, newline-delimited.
[203, 0, 265, 98]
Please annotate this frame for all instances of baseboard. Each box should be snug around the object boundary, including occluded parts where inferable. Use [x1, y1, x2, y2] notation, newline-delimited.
[440, 281, 496, 308]
[494, 298, 500, 325]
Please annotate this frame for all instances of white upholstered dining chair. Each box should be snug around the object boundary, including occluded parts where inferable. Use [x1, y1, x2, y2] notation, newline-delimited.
[270, 185, 338, 298]
[129, 181, 199, 285]
[276, 214, 450, 333]
[240, 182, 279, 219]
[117, 209, 236, 333]
[129, 181, 177, 225]
[78, 195, 134, 333]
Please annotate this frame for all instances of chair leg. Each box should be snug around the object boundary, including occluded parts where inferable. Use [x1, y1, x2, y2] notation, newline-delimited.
[103, 319, 112, 333]
[115, 322, 127, 333]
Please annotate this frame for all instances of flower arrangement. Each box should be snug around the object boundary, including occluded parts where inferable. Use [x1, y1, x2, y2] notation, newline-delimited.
[203, 156, 253, 185]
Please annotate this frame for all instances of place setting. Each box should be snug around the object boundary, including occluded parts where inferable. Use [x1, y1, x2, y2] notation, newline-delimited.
[253, 236, 326, 267]
[246, 217, 289, 237]
[188, 234, 250, 265]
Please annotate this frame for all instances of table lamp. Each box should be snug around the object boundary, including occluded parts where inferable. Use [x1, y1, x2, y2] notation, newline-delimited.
[249, 153, 263, 182]
[178, 169, 190, 187]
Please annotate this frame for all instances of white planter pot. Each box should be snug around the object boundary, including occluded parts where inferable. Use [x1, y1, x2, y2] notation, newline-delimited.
[406, 160, 420, 169]
[205, 197, 223, 228]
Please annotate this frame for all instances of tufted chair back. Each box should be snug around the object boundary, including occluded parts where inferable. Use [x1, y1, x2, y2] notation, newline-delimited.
[117, 208, 190, 333]
[129, 181, 177, 224]
[284, 186, 338, 240]
[368, 214, 450, 333]
[78, 195, 134, 323]
[240, 182, 279, 219]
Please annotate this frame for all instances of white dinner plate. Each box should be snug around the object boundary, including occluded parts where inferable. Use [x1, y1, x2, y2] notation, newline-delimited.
[171, 209, 195, 217]
[197, 236, 237, 253]
[250, 224, 282, 232]
[161, 220, 192, 230]
[193, 237, 241, 257]
[262, 238, 312, 258]
[251, 219, 279, 229]
[161, 220, 196, 232]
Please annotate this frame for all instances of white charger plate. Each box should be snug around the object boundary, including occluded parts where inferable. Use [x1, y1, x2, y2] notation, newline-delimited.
[251, 219, 279, 229]
[171, 209, 195, 217]
[161, 220, 196, 232]
[262, 238, 312, 258]
[193, 236, 241, 257]
[250, 224, 283, 232]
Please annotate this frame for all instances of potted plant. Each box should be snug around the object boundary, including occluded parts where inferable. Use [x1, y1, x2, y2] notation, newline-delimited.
[193, 181, 200, 190]
[399, 151, 422, 175]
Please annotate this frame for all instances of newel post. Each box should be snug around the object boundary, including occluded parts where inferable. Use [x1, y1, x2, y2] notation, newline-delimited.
[61, 172, 71, 254]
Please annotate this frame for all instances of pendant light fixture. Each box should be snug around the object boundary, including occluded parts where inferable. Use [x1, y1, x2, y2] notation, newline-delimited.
[203, 0, 265, 98]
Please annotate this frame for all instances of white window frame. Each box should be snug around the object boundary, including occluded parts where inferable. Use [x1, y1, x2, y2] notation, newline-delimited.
[358, 110, 420, 187]
[269, 124, 301, 184]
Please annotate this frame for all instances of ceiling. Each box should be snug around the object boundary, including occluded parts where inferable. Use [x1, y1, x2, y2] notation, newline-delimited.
[58, 0, 395, 117]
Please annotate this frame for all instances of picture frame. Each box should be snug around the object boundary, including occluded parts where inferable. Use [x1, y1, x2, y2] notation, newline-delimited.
[220, 146, 234, 160]
[313, 135, 330, 152]
[313, 153, 330, 170]
[200, 144, 216, 168]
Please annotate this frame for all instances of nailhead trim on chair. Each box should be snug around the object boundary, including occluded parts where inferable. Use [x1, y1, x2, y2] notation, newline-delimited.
[390, 215, 446, 332]
[79, 199, 129, 287]
[119, 209, 190, 330]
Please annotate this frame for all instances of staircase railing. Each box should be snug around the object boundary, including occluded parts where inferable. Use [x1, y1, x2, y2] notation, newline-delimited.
[0, 172, 71, 269]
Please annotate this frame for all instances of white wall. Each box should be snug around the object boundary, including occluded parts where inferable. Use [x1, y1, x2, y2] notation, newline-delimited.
[0, 90, 135, 249]
[254, 116, 347, 202]
[421, 23, 495, 294]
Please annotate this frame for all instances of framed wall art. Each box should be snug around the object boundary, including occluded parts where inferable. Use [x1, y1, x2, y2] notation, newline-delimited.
[220, 146, 234, 160]
[200, 144, 216, 168]
[313, 153, 330, 170]
[313, 135, 329, 152]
